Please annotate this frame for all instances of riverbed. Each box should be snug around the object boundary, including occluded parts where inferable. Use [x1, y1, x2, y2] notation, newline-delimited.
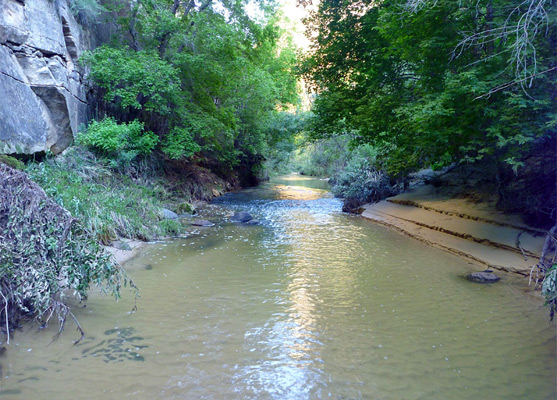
[1, 176, 555, 399]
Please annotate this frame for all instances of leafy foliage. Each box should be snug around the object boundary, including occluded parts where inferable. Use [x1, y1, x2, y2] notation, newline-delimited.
[81, 48, 180, 114]
[302, 0, 556, 177]
[542, 264, 557, 321]
[330, 147, 398, 211]
[264, 111, 311, 176]
[77, 117, 159, 161]
[81, 0, 300, 175]
[0, 163, 129, 342]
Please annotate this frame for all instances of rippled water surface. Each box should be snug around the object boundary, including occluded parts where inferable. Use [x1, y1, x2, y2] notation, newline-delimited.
[1, 176, 556, 399]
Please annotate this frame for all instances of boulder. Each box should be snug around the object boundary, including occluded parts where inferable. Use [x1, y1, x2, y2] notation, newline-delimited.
[467, 270, 500, 283]
[161, 208, 179, 220]
[230, 211, 253, 223]
[191, 220, 214, 227]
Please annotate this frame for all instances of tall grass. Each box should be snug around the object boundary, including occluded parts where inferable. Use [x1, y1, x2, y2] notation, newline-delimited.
[25, 148, 182, 244]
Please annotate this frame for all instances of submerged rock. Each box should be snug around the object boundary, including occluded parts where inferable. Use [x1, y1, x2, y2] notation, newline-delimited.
[230, 211, 253, 223]
[191, 220, 214, 227]
[467, 270, 500, 283]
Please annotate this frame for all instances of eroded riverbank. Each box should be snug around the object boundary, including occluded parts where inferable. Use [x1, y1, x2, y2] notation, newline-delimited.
[362, 183, 546, 275]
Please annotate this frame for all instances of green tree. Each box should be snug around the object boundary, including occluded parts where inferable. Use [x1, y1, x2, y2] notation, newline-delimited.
[302, 0, 556, 176]
[82, 0, 300, 175]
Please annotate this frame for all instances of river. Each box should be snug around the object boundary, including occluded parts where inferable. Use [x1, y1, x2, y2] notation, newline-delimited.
[1, 175, 555, 399]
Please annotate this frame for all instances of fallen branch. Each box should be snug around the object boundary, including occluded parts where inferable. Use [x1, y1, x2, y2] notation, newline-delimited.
[0, 290, 9, 344]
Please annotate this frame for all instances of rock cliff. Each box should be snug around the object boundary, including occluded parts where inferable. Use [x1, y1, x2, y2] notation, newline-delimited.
[0, 0, 92, 155]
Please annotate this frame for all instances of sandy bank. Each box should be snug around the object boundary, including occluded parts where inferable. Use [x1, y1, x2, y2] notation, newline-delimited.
[361, 183, 546, 275]
[104, 240, 150, 265]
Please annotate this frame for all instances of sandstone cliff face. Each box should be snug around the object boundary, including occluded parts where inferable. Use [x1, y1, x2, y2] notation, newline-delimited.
[0, 0, 92, 155]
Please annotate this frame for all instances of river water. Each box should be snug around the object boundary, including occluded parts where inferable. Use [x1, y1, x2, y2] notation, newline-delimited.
[1, 176, 556, 399]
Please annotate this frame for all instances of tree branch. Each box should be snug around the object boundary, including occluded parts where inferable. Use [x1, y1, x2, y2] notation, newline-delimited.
[474, 66, 557, 99]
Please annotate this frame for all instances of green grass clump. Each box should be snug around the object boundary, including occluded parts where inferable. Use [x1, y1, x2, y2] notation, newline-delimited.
[0, 155, 24, 170]
[25, 147, 182, 244]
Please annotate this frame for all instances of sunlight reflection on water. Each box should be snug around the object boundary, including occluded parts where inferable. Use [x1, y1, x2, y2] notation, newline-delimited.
[1, 175, 555, 400]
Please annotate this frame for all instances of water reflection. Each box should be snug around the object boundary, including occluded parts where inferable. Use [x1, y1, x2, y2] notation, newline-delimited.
[272, 184, 327, 201]
[1, 176, 555, 400]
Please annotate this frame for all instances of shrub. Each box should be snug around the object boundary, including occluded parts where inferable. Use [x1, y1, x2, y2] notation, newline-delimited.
[78, 117, 159, 162]
[542, 264, 557, 321]
[331, 152, 398, 212]
[81, 47, 180, 114]
[0, 163, 129, 343]
[161, 126, 201, 160]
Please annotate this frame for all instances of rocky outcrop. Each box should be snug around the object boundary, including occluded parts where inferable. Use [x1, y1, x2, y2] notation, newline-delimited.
[0, 0, 92, 155]
[361, 183, 546, 275]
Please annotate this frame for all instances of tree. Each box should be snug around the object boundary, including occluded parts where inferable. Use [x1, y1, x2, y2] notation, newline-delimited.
[302, 0, 556, 176]
[82, 0, 300, 173]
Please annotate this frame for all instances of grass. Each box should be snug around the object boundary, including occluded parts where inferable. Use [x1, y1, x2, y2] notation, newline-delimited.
[25, 147, 184, 244]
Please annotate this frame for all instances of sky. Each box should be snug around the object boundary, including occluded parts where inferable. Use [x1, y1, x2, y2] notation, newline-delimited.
[279, 0, 312, 50]
[245, 0, 315, 50]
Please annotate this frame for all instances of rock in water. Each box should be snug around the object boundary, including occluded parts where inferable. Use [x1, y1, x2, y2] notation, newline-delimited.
[177, 202, 196, 215]
[191, 220, 214, 227]
[230, 211, 253, 223]
[467, 270, 500, 283]
[161, 208, 179, 220]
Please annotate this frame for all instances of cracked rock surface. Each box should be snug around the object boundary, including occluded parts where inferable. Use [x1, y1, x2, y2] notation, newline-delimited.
[0, 0, 92, 155]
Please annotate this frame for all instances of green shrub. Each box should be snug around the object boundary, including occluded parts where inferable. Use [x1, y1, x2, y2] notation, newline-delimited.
[78, 117, 159, 162]
[80, 47, 180, 114]
[161, 126, 201, 160]
[331, 151, 398, 212]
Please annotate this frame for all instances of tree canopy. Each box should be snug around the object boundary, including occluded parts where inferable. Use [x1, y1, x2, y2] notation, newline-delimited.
[82, 0, 300, 173]
[302, 0, 556, 176]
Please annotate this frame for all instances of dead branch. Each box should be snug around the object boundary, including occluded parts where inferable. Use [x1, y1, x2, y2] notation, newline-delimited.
[474, 66, 557, 99]
[0, 291, 9, 344]
[539, 224, 557, 271]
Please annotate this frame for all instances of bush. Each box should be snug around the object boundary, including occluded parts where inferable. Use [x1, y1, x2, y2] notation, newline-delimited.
[331, 151, 398, 212]
[81, 47, 180, 114]
[542, 264, 557, 321]
[293, 136, 353, 177]
[161, 126, 201, 160]
[77, 117, 159, 163]
[0, 163, 129, 343]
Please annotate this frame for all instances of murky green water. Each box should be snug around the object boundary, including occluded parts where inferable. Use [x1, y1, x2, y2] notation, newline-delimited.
[1, 176, 556, 399]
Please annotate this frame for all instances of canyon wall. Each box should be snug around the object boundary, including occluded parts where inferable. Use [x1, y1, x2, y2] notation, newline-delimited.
[0, 0, 94, 155]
